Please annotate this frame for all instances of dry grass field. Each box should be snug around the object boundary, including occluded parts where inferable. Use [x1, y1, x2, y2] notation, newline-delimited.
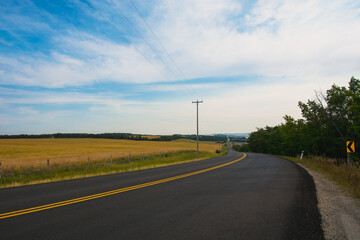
[142, 135, 160, 139]
[0, 138, 219, 171]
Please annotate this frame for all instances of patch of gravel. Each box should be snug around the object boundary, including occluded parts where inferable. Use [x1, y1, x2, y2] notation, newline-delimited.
[297, 163, 360, 240]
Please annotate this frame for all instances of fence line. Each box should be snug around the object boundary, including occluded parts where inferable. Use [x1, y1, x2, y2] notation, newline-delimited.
[0, 150, 188, 180]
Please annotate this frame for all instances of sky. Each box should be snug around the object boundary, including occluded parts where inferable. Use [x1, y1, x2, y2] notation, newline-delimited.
[0, 0, 360, 135]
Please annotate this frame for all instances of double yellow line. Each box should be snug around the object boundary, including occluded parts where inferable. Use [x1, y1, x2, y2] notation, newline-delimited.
[0, 153, 246, 220]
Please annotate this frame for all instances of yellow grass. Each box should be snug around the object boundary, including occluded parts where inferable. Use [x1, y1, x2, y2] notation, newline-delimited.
[0, 138, 219, 170]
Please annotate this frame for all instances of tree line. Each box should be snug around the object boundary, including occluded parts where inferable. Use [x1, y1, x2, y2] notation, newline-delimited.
[0, 132, 246, 143]
[245, 77, 360, 162]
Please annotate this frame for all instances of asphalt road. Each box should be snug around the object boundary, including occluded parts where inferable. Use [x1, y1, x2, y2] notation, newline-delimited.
[0, 146, 324, 239]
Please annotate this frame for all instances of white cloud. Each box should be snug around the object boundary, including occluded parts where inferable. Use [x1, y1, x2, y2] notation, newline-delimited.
[0, 38, 13, 46]
[0, 87, 142, 114]
[17, 106, 39, 115]
[0, 76, 354, 135]
[0, 0, 359, 134]
[1, 0, 359, 88]
[0, 33, 167, 87]
[153, 0, 360, 81]
[52, 52, 84, 67]
[142, 82, 226, 92]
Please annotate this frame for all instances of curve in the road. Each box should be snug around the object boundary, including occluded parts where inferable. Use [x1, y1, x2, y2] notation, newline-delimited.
[0, 153, 247, 220]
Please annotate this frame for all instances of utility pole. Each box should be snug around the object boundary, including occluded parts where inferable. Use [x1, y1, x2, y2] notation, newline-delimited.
[192, 100, 203, 159]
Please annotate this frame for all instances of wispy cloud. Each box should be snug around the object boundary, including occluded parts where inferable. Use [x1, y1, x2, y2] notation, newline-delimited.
[0, 0, 359, 134]
[142, 82, 227, 92]
[0, 33, 168, 87]
[152, 0, 360, 81]
[17, 106, 39, 115]
[1, 0, 359, 87]
[0, 86, 142, 113]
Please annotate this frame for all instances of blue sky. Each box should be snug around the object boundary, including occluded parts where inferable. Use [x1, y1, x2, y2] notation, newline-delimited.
[1, 0, 360, 135]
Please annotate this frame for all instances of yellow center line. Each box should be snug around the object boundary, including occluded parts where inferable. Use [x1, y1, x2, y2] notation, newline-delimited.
[0, 153, 247, 219]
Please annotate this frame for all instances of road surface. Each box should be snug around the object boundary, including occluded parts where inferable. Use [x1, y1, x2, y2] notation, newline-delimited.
[0, 145, 323, 239]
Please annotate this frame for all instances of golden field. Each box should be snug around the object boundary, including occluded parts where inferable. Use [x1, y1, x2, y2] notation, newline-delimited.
[0, 138, 219, 170]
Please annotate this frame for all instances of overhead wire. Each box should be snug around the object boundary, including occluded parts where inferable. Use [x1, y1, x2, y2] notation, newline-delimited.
[109, 0, 183, 82]
[83, 0, 202, 135]
[109, 0, 195, 99]
[84, 0, 198, 100]
[129, 0, 186, 80]
[82, 0, 169, 81]
[128, 0, 199, 98]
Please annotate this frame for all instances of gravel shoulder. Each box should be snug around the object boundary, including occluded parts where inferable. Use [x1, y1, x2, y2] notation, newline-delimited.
[297, 163, 360, 240]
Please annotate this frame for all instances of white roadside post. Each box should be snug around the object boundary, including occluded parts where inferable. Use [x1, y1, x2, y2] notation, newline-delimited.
[300, 150, 304, 160]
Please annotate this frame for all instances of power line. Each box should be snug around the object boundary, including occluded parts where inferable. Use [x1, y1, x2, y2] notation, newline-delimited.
[129, 0, 187, 80]
[129, 0, 199, 99]
[84, 0, 198, 99]
[83, 0, 169, 81]
[109, 0, 182, 82]
[110, 0, 197, 99]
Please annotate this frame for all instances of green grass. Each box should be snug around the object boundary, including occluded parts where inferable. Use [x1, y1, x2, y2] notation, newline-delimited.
[0, 148, 227, 188]
[282, 155, 360, 199]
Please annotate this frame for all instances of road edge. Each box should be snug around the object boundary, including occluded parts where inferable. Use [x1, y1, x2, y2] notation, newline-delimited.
[295, 162, 360, 240]
[281, 159, 325, 240]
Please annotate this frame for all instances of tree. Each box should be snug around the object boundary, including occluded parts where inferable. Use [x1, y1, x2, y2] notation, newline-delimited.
[247, 77, 360, 160]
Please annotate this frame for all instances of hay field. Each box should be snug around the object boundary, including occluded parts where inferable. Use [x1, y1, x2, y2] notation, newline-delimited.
[0, 138, 218, 170]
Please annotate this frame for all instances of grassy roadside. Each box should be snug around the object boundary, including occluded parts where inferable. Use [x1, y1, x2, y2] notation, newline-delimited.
[0, 147, 227, 189]
[282, 155, 360, 199]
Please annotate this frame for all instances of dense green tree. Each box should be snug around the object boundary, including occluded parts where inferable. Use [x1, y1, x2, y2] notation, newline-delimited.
[247, 77, 360, 161]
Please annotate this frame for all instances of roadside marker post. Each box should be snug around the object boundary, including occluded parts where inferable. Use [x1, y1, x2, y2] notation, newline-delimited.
[0, 162, 2, 179]
[88, 157, 90, 167]
[300, 150, 304, 160]
[347, 141, 355, 153]
[47, 159, 50, 172]
[346, 141, 355, 167]
[110, 155, 112, 164]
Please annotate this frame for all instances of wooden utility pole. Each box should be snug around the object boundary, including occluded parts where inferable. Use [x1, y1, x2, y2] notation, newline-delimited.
[192, 100, 203, 159]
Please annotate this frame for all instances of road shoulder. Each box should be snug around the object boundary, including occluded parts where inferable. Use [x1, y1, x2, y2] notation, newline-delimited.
[297, 163, 360, 240]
